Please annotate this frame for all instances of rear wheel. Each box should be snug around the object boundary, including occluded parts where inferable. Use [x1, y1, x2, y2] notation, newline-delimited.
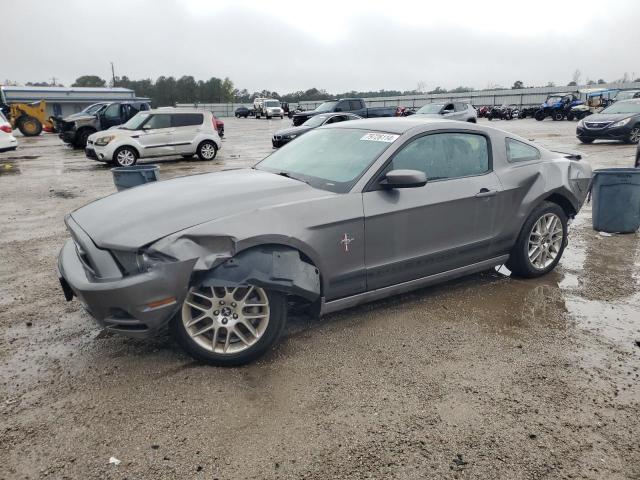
[17, 115, 42, 136]
[197, 140, 217, 160]
[626, 126, 640, 144]
[534, 110, 545, 121]
[75, 129, 94, 149]
[552, 111, 564, 121]
[506, 202, 567, 278]
[172, 285, 287, 366]
[113, 146, 138, 167]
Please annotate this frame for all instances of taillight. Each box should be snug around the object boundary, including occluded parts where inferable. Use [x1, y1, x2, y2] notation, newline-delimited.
[0, 125, 11, 133]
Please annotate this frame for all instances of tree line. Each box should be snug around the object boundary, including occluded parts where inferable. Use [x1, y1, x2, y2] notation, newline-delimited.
[5, 72, 639, 106]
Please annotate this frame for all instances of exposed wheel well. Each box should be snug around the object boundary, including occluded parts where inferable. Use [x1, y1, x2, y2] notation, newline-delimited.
[544, 193, 577, 219]
[467, 118, 477, 123]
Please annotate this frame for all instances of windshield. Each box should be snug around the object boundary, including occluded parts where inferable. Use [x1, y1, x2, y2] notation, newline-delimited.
[83, 103, 106, 115]
[601, 102, 640, 114]
[546, 96, 563, 104]
[303, 114, 330, 127]
[265, 101, 280, 108]
[314, 101, 338, 113]
[122, 112, 151, 130]
[256, 128, 397, 193]
[416, 104, 444, 114]
[615, 91, 640, 101]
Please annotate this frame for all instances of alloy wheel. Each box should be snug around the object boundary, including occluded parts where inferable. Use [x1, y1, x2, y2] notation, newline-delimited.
[116, 149, 136, 166]
[200, 143, 216, 159]
[630, 127, 640, 144]
[182, 286, 270, 354]
[527, 213, 563, 270]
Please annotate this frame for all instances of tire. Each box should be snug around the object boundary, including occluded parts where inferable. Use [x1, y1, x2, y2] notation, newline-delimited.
[626, 126, 640, 144]
[197, 140, 217, 160]
[17, 116, 42, 136]
[171, 286, 287, 366]
[75, 129, 94, 149]
[566, 113, 575, 121]
[506, 202, 568, 278]
[552, 111, 564, 121]
[534, 110, 545, 121]
[113, 146, 138, 167]
[578, 136, 595, 144]
[487, 114, 493, 121]
[235, 114, 240, 118]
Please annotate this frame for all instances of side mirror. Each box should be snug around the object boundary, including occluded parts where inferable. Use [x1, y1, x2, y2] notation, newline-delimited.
[380, 169, 427, 189]
[441, 109, 453, 115]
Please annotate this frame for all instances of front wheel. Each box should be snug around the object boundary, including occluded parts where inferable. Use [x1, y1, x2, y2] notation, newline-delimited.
[172, 286, 287, 366]
[552, 112, 564, 121]
[506, 202, 567, 278]
[197, 140, 218, 160]
[626, 126, 640, 144]
[113, 146, 138, 167]
[534, 110, 545, 121]
[17, 115, 43, 136]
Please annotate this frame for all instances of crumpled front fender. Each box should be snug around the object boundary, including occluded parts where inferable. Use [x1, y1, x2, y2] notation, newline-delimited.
[193, 245, 321, 302]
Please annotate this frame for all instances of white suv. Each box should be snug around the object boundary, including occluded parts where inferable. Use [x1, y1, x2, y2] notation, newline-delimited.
[0, 111, 18, 153]
[85, 108, 222, 167]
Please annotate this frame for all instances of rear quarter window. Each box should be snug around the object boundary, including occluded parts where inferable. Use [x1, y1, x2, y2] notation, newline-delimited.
[506, 138, 541, 163]
[172, 113, 204, 127]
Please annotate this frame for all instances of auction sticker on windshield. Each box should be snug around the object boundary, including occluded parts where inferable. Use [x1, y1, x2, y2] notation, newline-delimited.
[360, 133, 399, 142]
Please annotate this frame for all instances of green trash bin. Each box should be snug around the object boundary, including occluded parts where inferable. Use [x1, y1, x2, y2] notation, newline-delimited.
[111, 165, 160, 192]
[591, 168, 640, 233]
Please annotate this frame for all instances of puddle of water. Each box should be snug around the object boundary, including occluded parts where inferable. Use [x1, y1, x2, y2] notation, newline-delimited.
[49, 189, 77, 199]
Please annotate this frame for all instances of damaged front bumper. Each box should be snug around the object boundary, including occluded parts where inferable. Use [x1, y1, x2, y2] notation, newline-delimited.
[57, 239, 196, 338]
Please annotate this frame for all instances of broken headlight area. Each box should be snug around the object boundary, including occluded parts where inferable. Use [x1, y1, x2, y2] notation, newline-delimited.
[111, 250, 177, 276]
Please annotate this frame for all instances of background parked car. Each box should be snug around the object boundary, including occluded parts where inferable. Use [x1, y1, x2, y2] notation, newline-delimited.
[56, 100, 151, 148]
[415, 102, 477, 122]
[576, 99, 640, 144]
[614, 89, 640, 102]
[213, 114, 224, 137]
[292, 98, 396, 126]
[0, 111, 18, 152]
[235, 106, 250, 118]
[85, 108, 221, 167]
[272, 112, 362, 147]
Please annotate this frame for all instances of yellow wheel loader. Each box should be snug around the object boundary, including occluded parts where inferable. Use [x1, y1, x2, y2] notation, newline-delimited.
[5, 101, 54, 136]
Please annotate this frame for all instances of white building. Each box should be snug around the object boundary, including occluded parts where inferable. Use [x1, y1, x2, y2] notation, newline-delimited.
[0, 86, 148, 117]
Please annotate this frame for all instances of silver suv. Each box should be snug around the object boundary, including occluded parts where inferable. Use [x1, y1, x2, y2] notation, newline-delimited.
[416, 102, 477, 122]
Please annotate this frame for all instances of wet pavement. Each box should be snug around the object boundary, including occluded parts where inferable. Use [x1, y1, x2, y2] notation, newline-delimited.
[0, 118, 638, 479]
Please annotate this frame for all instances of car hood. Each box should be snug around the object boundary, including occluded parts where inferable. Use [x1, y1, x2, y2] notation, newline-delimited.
[71, 169, 330, 250]
[293, 111, 320, 119]
[63, 113, 95, 123]
[584, 113, 637, 123]
[275, 125, 313, 137]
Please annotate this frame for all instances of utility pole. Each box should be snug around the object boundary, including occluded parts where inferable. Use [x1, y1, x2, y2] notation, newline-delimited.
[50, 76, 57, 86]
[111, 62, 116, 87]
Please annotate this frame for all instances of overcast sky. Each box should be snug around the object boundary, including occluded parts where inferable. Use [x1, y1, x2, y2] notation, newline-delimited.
[2, 0, 639, 93]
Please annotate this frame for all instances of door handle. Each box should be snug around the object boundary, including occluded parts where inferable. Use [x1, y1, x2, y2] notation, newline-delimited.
[475, 188, 497, 198]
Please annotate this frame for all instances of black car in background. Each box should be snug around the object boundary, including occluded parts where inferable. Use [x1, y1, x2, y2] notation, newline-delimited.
[271, 112, 362, 148]
[234, 106, 251, 118]
[576, 99, 640, 144]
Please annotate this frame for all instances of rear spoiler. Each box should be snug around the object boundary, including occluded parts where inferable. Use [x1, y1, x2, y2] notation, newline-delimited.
[551, 149, 582, 161]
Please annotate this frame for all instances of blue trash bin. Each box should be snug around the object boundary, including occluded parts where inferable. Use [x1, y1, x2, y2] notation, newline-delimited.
[111, 165, 160, 191]
[591, 168, 640, 233]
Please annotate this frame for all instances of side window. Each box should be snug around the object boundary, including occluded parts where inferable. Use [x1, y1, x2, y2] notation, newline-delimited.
[103, 104, 120, 120]
[335, 100, 350, 112]
[349, 100, 363, 110]
[443, 103, 455, 113]
[454, 103, 466, 112]
[145, 114, 171, 129]
[506, 138, 541, 162]
[387, 133, 489, 180]
[172, 113, 204, 127]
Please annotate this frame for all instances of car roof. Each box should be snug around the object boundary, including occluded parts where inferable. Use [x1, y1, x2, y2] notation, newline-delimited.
[322, 117, 464, 134]
[145, 108, 208, 114]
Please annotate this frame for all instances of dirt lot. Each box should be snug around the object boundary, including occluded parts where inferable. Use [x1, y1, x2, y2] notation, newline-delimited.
[1, 117, 639, 479]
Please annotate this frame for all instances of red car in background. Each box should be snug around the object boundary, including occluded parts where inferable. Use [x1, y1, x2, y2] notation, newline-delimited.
[212, 115, 224, 138]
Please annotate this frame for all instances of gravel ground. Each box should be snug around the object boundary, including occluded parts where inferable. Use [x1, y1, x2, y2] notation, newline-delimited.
[0, 117, 639, 479]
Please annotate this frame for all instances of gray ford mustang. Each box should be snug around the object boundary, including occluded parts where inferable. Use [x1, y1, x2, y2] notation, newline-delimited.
[58, 118, 592, 365]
